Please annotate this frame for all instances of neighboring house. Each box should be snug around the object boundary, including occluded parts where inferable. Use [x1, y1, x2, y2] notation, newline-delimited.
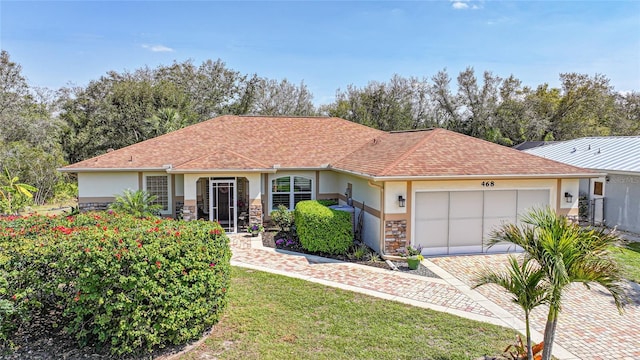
[60, 115, 595, 256]
[525, 136, 640, 233]
[512, 141, 556, 151]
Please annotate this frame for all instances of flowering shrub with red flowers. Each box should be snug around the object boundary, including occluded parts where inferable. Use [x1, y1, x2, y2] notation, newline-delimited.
[0, 211, 231, 355]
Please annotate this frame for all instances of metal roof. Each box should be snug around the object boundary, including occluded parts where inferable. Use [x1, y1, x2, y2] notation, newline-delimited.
[524, 136, 640, 173]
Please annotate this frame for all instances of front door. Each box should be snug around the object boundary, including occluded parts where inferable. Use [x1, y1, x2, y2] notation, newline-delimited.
[210, 178, 236, 233]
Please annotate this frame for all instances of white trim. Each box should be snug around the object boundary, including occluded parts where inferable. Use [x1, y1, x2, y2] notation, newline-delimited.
[371, 173, 602, 181]
[591, 169, 640, 177]
[327, 166, 601, 181]
[59, 167, 166, 173]
[168, 168, 276, 174]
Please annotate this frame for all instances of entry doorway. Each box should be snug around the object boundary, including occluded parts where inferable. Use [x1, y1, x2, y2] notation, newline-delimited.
[196, 177, 249, 233]
[210, 179, 236, 233]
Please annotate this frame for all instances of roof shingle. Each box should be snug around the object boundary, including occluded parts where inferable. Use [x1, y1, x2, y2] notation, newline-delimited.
[62, 116, 592, 178]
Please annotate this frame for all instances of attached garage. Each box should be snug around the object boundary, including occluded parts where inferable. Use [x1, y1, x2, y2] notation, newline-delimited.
[414, 189, 550, 255]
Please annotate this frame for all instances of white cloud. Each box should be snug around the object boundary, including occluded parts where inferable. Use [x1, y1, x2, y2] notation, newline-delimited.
[142, 44, 174, 52]
[452, 2, 469, 10]
[451, 0, 482, 10]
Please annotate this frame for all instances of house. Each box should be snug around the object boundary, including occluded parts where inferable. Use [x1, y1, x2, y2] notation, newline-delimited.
[524, 137, 640, 234]
[512, 141, 556, 151]
[60, 115, 596, 256]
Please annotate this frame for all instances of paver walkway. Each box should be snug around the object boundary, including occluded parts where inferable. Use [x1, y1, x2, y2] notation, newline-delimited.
[228, 234, 640, 359]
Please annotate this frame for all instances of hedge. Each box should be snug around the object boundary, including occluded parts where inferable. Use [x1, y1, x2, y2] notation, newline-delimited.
[294, 200, 353, 255]
[0, 212, 231, 355]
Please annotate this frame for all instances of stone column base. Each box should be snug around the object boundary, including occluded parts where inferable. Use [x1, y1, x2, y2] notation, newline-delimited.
[249, 203, 263, 225]
[182, 205, 197, 221]
[384, 219, 407, 255]
[79, 202, 111, 212]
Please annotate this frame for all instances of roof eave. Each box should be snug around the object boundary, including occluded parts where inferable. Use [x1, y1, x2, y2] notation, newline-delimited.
[587, 169, 640, 176]
[58, 167, 168, 173]
[327, 167, 376, 180]
[370, 172, 605, 182]
[167, 168, 277, 174]
[167, 165, 334, 174]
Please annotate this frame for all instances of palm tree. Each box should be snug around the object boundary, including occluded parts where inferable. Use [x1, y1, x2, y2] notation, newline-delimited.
[487, 207, 626, 360]
[109, 189, 163, 218]
[474, 256, 547, 360]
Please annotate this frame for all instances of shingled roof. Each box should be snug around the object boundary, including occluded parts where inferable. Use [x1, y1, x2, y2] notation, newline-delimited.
[62, 116, 383, 171]
[61, 115, 594, 178]
[334, 129, 592, 178]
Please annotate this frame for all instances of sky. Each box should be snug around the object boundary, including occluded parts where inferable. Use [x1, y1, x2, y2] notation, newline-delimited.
[1, 0, 639, 105]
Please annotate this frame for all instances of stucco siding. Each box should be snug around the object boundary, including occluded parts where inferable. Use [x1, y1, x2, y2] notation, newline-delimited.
[336, 173, 381, 211]
[604, 174, 640, 233]
[363, 212, 381, 253]
[78, 172, 139, 198]
[560, 179, 579, 209]
[384, 181, 407, 214]
[174, 174, 184, 197]
[319, 171, 338, 194]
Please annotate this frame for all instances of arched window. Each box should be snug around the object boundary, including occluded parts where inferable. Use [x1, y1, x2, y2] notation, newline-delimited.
[271, 176, 313, 210]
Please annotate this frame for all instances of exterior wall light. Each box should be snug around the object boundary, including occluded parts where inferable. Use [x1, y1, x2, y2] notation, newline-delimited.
[564, 192, 573, 203]
[398, 195, 406, 208]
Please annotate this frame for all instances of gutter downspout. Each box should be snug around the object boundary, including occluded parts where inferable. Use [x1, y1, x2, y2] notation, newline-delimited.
[367, 180, 385, 255]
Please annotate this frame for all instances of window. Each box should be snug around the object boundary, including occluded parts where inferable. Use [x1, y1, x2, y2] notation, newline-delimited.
[594, 181, 603, 196]
[271, 175, 313, 210]
[146, 175, 169, 211]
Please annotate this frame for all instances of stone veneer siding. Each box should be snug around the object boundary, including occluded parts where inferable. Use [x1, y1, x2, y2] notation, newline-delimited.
[249, 204, 263, 226]
[384, 219, 407, 255]
[79, 202, 111, 212]
[182, 205, 197, 221]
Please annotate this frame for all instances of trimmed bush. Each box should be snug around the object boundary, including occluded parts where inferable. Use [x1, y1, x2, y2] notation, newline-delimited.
[294, 200, 352, 255]
[0, 212, 230, 355]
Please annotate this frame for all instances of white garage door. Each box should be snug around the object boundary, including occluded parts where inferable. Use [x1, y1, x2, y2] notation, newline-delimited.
[415, 190, 549, 255]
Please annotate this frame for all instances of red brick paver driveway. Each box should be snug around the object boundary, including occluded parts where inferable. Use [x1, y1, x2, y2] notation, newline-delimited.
[430, 254, 640, 360]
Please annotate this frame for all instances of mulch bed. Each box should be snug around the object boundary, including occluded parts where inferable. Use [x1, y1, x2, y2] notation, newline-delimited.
[0, 325, 198, 360]
[261, 231, 440, 278]
[1, 310, 211, 360]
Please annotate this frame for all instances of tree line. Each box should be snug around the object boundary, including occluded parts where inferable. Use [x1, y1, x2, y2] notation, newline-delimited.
[0, 49, 638, 205]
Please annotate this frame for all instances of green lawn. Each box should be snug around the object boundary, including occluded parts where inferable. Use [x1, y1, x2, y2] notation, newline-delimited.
[181, 267, 516, 360]
[612, 242, 640, 283]
[23, 199, 76, 216]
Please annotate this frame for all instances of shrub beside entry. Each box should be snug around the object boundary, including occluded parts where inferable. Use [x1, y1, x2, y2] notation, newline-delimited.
[294, 200, 352, 255]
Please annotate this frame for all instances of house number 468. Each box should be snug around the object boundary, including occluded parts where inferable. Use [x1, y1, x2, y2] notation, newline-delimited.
[481, 181, 495, 187]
